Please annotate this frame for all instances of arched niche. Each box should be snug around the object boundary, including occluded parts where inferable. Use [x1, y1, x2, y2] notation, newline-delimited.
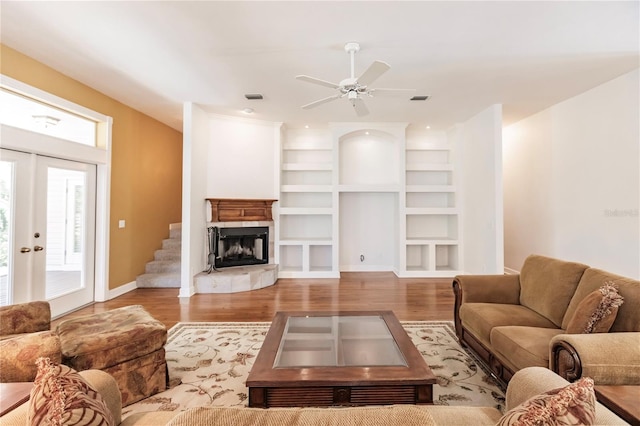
[338, 129, 400, 185]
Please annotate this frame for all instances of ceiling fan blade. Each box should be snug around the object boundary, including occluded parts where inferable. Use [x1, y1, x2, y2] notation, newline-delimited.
[352, 98, 369, 117]
[301, 94, 341, 109]
[357, 60, 390, 87]
[296, 75, 340, 89]
[369, 88, 417, 97]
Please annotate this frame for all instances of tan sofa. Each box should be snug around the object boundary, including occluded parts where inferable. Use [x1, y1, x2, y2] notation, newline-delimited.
[0, 366, 629, 425]
[453, 254, 640, 386]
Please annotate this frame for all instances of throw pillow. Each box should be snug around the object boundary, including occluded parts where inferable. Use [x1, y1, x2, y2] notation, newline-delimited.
[496, 377, 596, 426]
[28, 357, 115, 426]
[565, 281, 624, 334]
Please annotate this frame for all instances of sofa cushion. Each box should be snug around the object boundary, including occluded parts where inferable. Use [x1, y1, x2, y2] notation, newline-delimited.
[56, 305, 167, 371]
[491, 326, 565, 371]
[0, 301, 51, 336]
[0, 330, 61, 382]
[519, 255, 589, 327]
[497, 376, 596, 425]
[165, 405, 436, 426]
[565, 283, 623, 334]
[460, 303, 557, 348]
[563, 268, 640, 332]
[28, 357, 115, 426]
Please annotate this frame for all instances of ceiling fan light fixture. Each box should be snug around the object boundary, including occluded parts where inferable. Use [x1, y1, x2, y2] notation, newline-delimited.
[296, 41, 415, 117]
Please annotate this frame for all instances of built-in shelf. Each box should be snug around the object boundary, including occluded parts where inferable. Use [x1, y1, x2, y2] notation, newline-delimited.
[405, 185, 456, 193]
[279, 207, 333, 215]
[401, 138, 461, 276]
[282, 163, 332, 171]
[280, 185, 333, 193]
[338, 184, 401, 193]
[405, 163, 453, 171]
[277, 125, 461, 278]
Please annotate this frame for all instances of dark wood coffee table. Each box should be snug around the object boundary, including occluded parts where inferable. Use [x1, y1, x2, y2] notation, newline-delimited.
[246, 311, 436, 408]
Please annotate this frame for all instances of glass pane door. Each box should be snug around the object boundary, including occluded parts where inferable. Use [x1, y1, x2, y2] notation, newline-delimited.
[0, 149, 96, 318]
[34, 156, 96, 317]
[44, 167, 88, 299]
[0, 149, 31, 306]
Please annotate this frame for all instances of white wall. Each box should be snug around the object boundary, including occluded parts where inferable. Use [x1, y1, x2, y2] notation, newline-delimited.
[180, 102, 209, 297]
[458, 104, 504, 274]
[339, 192, 398, 271]
[503, 69, 640, 278]
[207, 115, 280, 202]
[503, 111, 554, 272]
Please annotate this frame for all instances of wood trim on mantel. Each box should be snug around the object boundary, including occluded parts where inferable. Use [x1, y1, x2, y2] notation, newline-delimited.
[206, 198, 277, 222]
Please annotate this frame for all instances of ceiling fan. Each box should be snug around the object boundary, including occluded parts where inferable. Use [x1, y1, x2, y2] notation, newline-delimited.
[296, 42, 416, 116]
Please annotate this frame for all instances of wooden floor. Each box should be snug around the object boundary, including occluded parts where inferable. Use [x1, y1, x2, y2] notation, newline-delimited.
[52, 272, 456, 330]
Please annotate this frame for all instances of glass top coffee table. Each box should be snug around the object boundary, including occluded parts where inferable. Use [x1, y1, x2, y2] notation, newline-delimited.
[246, 311, 436, 408]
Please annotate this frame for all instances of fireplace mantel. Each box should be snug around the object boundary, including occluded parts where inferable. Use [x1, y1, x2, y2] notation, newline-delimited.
[206, 198, 277, 222]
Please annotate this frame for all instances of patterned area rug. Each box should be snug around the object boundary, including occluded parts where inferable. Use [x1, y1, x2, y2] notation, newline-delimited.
[123, 321, 504, 420]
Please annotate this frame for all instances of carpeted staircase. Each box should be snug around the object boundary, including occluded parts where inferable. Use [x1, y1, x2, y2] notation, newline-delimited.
[136, 224, 181, 288]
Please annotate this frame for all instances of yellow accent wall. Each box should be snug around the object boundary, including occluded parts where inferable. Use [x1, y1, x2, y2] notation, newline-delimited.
[1, 45, 183, 290]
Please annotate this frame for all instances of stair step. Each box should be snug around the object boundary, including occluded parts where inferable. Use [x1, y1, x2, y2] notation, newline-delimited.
[136, 273, 180, 288]
[145, 260, 181, 273]
[169, 227, 182, 240]
[154, 249, 181, 261]
[161, 239, 181, 250]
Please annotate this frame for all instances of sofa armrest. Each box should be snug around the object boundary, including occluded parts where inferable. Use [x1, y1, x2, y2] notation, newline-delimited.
[452, 274, 521, 339]
[550, 332, 640, 385]
[506, 366, 571, 410]
[453, 274, 521, 304]
[0, 370, 122, 426]
[80, 370, 122, 425]
[505, 366, 628, 425]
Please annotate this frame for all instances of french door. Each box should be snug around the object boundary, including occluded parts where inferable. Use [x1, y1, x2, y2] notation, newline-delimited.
[0, 148, 96, 318]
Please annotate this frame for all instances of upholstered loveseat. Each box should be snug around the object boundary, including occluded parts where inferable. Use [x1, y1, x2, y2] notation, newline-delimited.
[453, 254, 640, 386]
[0, 366, 629, 425]
[0, 303, 167, 405]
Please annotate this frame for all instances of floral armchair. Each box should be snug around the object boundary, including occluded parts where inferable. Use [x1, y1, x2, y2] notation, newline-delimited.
[0, 301, 61, 382]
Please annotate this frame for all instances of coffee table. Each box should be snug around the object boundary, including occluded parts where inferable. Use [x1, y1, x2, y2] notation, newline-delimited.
[246, 311, 436, 408]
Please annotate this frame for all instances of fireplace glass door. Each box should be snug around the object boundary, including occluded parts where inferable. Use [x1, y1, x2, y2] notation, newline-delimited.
[216, 226, 268, 268]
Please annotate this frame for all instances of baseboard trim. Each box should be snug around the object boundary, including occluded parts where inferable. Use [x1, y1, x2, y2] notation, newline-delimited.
[504, 267, 519, 275]
[107, 280, 137, 300]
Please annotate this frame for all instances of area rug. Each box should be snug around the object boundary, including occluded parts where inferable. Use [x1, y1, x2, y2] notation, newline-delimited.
[122, 321, 504, 419]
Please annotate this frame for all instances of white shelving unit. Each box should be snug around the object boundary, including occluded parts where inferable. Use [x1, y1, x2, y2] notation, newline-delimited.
[278, 128, 337, 277]
[401, 138, 462, 277]
[277, 125, 463, 278]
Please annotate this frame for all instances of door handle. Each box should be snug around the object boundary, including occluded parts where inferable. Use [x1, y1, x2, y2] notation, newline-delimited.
[20, 247, 31, 253]
[34, 246, 44, 252]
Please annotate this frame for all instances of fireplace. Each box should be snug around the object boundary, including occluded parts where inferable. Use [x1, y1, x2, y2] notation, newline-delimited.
[211, 226, 269, 269]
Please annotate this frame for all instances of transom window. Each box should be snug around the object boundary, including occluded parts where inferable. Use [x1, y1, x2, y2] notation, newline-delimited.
[0, 88, 97, 147]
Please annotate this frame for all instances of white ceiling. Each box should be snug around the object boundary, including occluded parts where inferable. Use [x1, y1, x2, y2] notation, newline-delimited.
[2, 1, 638, 131]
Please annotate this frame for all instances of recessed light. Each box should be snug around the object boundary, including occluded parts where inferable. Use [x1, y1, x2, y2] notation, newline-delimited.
[410, 95, 430, 101]
[244, 94, 263, 100]
[425, 125, 431, 129]
[242, 108, 254, 114]
[304, 125, 310, 129]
